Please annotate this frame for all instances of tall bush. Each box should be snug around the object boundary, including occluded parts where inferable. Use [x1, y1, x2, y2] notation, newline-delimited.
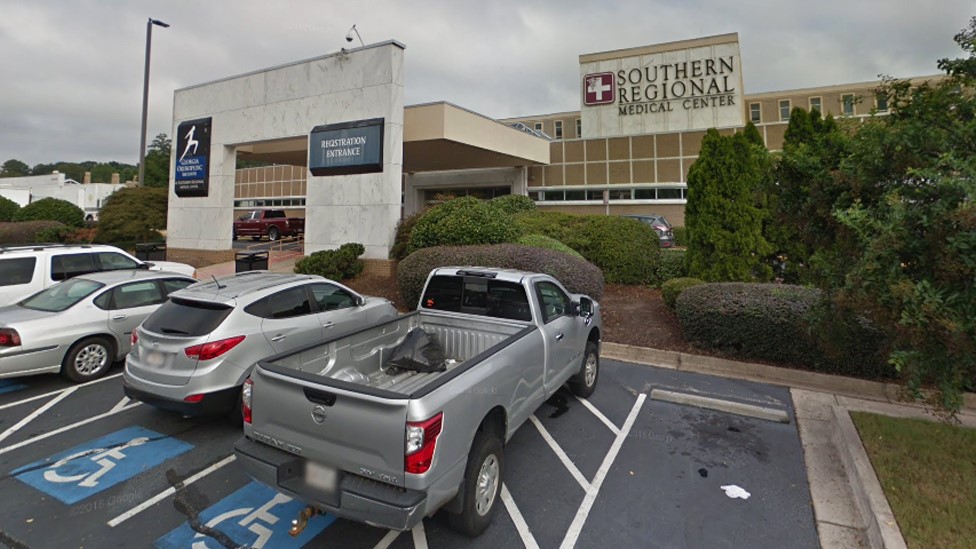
[407, 196, 520, 253]
[516, 234, 583, 258]
[95, 187, 168, 243]
[12, 197, 84, 227]
[389, 208, 427, 261]
[656, 249, 688, 285]
[0, 196, 20, 222]
[294, 243, 365, 280]
[490, 194, 537, 215]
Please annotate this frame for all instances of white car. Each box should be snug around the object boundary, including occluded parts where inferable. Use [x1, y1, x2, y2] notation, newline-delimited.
[0, 244, 196, 307]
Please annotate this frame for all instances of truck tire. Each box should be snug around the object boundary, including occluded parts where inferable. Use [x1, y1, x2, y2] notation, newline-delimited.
[62, 336, 114, 383]
[268, 226, 280, 241]
[448, 430, 504, 536]
[570, 341, 599, 398]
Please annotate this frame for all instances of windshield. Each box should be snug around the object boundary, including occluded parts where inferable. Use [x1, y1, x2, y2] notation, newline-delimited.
[20, 278, 105, 312]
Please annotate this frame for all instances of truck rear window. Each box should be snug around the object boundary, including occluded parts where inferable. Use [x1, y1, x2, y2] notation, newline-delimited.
[265, 210, 285, 218]
[142, 297, 233, 336]
[421, 275, 531, 321]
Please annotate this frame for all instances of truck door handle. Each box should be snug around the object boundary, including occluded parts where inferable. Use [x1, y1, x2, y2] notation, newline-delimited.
[555, 332, 565, 341]
[271, 334, 287, 342]
[112, 314, 127, 321]
[322, 321, 334, 329]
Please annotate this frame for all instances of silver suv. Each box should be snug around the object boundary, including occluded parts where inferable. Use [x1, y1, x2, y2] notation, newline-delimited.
[123, 272, 398, 417]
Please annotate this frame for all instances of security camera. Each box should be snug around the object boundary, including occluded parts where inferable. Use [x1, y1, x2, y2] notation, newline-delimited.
[345, 24, 363, 47]
[345, 32, 354, 43]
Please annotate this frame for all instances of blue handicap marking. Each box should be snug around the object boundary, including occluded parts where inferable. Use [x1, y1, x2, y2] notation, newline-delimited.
[0, 380, 27, 395]
[156, 481, 336, 549]
[12, 426, 193, 505]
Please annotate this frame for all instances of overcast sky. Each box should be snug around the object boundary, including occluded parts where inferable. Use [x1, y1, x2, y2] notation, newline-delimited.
[0, 0, 972, 166]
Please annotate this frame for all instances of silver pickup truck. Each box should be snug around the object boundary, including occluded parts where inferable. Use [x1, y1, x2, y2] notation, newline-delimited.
[234, 267, 602, 536]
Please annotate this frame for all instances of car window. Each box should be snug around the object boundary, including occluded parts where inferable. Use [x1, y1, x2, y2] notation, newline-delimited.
[111, 281, 165, 309]
[20, 278, 104, 312]
[422, 275, 532, 322]
[535, 281, 570, 324]
[50, 253, 96, 281]
[0, 257, 36, 286]
[309, 283, 356, 312]
[265, 210, 285, 218]
[96, 252, 141, 271]
[161, 278, 194, 296]
[93, 290, 112, 310]
[247, 286, 313, 319]
[143, 298, 233, 336]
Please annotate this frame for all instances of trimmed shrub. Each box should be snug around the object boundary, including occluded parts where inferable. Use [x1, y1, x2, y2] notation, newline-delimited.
[490, 194, 537, 215]
[516, 234, 583, 259]
[676, 283, 891, 379]
[389, 209, 427, 261]
[0, 196, 20, 222]
[515, 210, 660, 284]
[408, 197, 520, 253]
[397, 244, 605, 309]
[295, 242, 365, 280]
[0, 221, 67, 245]
[656, 249, 688, 285]
[671, 226, 688, 247]
[12, 197, 84, 227]
[96, 187, 167, 243]
[661, 277, 704, 309]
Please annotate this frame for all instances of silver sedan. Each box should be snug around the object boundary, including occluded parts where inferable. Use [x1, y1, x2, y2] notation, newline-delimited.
[0, 270, 196, 383]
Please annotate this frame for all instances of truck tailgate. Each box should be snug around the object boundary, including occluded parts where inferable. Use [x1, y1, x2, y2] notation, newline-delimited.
[250, 364, 409, 488]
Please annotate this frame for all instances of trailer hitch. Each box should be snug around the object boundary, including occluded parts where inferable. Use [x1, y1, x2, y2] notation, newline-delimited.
[288, 505, 320, 537]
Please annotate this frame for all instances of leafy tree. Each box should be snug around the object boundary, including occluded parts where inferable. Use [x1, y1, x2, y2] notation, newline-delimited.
[0, 195, 20, 221]
[12, 197, 84, 227]
[142, 133, 171, 187]
[685, 129, 773, 281]
[95, 186, 168, 242]
[0, 159, 30, 177]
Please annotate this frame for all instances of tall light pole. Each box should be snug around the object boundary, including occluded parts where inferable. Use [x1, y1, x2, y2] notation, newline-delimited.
[138, 17, 169, 187]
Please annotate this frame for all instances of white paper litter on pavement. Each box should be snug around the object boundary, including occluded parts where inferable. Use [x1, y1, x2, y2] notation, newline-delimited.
[720, 484, 751, 500]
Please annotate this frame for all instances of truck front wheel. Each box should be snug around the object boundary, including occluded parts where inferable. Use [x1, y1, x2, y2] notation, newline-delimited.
[448, 430, 504, 536]
[570, 341, 599, 398]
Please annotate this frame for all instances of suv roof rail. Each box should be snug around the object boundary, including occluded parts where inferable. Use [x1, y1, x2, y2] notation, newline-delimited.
[0, 243, 94, 254]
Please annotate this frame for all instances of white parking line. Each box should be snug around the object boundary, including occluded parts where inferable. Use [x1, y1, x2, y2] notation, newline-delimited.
[373, 530, 400, 549]
[411, 521, 428, 549]
[575, 395, 621, 435]
[0, 401, 141, 457]
[559, 393, 646, 549]
[0, 373, 123, 412]
[0, 387, 77, 444]
[528, 415, 591, 491]
[109, 397, 131, 414]
[502, 483, 541, 549]
[107, 454, 237, 527]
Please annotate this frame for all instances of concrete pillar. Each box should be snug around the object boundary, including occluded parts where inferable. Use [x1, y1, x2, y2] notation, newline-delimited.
[83, 172, 92, 184]
[111, 173, 120, 184]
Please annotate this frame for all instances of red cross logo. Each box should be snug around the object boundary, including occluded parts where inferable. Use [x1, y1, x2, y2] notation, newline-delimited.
[583, 72, 615, 106]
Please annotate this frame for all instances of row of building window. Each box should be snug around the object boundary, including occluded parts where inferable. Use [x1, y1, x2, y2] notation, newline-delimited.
[750, 94, 889, 124]
[534, 119, 582, 140]
[233, 197, 307, 208]
[532, 186, 687, 202]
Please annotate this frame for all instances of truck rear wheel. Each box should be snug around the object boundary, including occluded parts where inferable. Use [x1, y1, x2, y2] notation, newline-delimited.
[448, 430, 504, 536]
[570, 341, 599, 398]
[268, 226, 280, 241]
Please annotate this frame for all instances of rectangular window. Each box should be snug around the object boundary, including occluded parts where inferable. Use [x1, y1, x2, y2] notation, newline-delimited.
[842, 94, 855, 116]
[533, 122, 543, 132]
[634, 189, 656, 200]
[876, 94, 889, 112]
[779, 100, 791, 121]
[543, 190, 563, 201]
[564, 190, 585, 200]
[554, 120, 563, 139]
[585, 190, 604, 201]
[809, 96, 822, 113]
[576, 119, 582, 137]
[608, 189, 631, 200]
[749, 103, 761, 123]
[0, 257, 36, 287]
[656, 188, 684, 200]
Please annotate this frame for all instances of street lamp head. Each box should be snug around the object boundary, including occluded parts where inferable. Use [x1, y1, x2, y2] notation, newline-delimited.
[149, 18, 170, 28]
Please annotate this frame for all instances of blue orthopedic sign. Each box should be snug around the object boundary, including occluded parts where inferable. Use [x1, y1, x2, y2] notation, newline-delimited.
[13, 426, 193, 504]
[156, 481, 336, 549]
[0, 380, 27, 395]
[308, 118, 384, 176]
[174, 117, 212, 198]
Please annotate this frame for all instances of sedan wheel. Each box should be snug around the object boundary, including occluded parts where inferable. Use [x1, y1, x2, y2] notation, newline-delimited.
[62, 337, 113, 383]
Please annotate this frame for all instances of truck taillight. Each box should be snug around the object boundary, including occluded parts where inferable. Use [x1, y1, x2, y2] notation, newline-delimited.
[0, 328, 21, 347]
[185, 336, 245, 361]
[405, 413, 443, 475]
[242, 378, 253, 424]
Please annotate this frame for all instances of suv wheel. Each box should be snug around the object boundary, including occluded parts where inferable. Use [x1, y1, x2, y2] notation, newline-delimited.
[62, 337, 114, 383]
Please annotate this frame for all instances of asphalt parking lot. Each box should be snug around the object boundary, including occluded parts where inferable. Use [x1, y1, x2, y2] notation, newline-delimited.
[0, 358, 819, 549]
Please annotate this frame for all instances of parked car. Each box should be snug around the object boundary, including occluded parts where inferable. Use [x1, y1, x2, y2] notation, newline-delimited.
[0, 244, 196, 307]
[623, 214, 676, 248]
[233, 210, 305, 241]
[123, 272, 398, 418]
[0, 270, 196, 383]
[235, 267, 602, 536]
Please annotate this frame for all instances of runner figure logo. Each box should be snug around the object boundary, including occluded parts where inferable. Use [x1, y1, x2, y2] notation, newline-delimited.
[584, 73, 615, 106]
[180, 125, 200, 161]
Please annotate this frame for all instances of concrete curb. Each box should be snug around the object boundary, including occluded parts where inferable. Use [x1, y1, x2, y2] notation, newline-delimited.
[650, 388, 791, 423]
[602, 342, 976, 412]
[831, 406, 908, 549]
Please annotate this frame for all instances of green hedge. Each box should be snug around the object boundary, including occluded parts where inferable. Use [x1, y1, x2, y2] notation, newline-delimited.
[0, 196, 20, 222]
[389, 209, 426, 261]
[489, 194, 537, 215]
[656, 249, 688, 285]
[516, 234, 583, 258]
[676, 283, 891, 379]
[0, 221, 67, 245]
[397, 244, 605, 309]
[408, 197, 520, 253]
[294, 243, 365, 280]
[96, 187, 167, 243]
[672, 226, 688, 247]
[661, 277, 704, 309]
[515, 210, 660, 284]
[12, 197, 84, 227]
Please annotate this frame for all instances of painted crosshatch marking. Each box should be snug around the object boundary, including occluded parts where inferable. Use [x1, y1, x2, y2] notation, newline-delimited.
[12, 426, 193, 504]
[155, 481, 336, 549]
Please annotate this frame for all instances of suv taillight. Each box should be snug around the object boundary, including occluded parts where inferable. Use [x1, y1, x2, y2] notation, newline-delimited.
[185, 335, 245, 361]
[242, 378, 253, 424]
[0, 328, 21, 347]
[405, 413, 443, 474]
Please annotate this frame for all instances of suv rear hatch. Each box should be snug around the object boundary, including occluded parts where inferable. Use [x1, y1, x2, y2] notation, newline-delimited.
[130, 297, 233, 386]
[249, 364, 409, 488]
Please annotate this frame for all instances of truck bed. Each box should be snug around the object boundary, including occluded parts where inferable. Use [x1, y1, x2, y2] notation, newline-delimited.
[259, 310, 533, 397]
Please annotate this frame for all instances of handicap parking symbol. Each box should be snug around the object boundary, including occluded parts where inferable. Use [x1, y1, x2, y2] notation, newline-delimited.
[155, 481, 336, 549]
[12, 426, 193, 504]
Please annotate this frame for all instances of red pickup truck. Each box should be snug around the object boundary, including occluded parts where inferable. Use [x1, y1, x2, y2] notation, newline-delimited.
[232, 210, 305, 241]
